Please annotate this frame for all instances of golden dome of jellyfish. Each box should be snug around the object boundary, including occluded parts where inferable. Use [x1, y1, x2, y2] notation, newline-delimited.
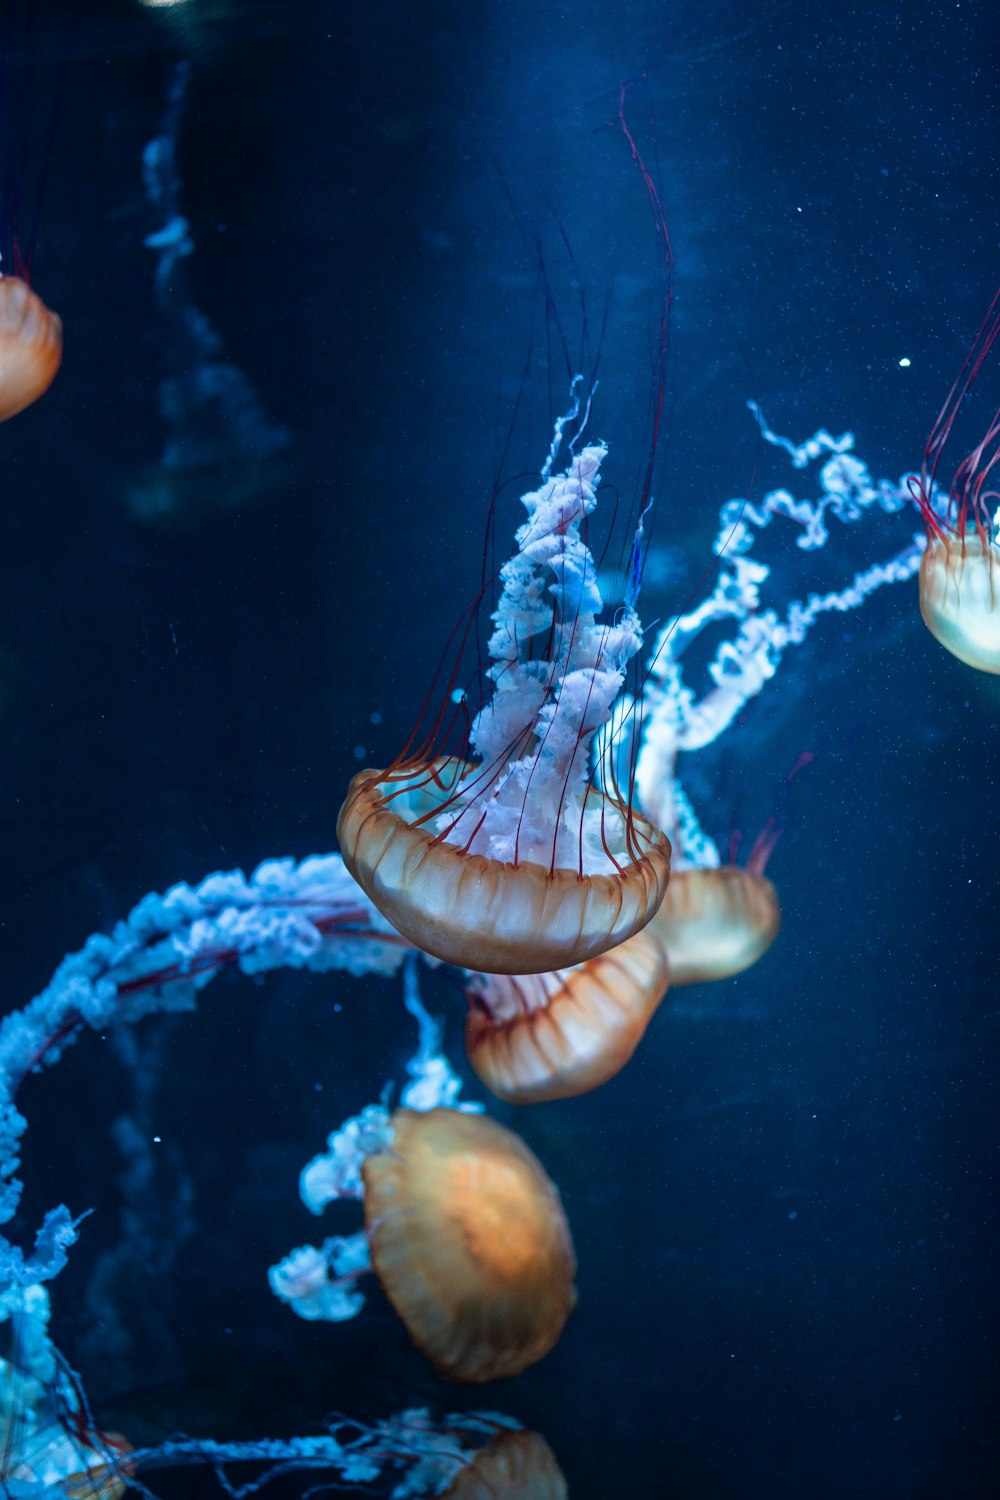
[913, 284, 1000, 673]
[442, 1428, 567, 1500]
[339, 440, 670, 975]
[361, 1107, 576, 1382]
[465, 921, 670, 1104]
[650, 863, 781, 985]
[0, 275, 62, 421]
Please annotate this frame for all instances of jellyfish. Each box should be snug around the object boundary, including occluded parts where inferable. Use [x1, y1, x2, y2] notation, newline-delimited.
[440, 1426, 567, 1499]
[0, 273, 62, 421]
[911, 286, 1000, 672]
[362, 1107, 576, 1382]
[339, 422, 671, 978]
[0, 1285, 133, 1500]
[650, 863, 780, 986]
[268, 961, 577, 1381]
[464, 922, 670, 1103]
[130, 61, 290, 523]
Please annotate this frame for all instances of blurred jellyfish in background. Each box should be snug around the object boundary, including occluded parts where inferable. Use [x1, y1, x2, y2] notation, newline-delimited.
[127, 59, 290, 524]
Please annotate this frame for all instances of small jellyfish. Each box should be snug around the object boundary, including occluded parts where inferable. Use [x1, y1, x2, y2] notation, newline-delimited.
[0, 274, 62, 421]
[362, 1107, 576, 1381]
[913, 285, 1000, 672]
[650, 864, 781, 984]
[465, 923, 670, 1104]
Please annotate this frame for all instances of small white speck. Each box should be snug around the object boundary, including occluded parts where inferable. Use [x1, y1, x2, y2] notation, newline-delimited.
[899, 357, 911, 367]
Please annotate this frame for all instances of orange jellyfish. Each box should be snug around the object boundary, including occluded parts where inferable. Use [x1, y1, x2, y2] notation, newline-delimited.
[465, 922, 670, 1103]
[443, 1427, 567, 1499]
[361, 1107, 576, 1381]
[60, 1435, 134, 1500]
[913, 285, 1000, 672]
[650, 862, 780, 985]
[0, 274, 62, 422]
[339, 441, 671, 976]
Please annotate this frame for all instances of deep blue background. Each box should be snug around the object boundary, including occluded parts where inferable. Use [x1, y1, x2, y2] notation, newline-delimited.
[1, 2, 998, 1495]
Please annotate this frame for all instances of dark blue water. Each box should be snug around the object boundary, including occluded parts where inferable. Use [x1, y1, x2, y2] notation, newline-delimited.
[1, 2, 998, 1495]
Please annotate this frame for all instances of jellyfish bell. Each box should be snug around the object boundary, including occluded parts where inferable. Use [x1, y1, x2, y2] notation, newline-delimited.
[361, 1106, 576, 1382]
[442, 1427, 567, 1499]
[465, 921, 670, 1104]
[0, 274, 62, 421]
[912, 284, 1000, 673]
[650, 863, 780, 985]
[338, 439, 671, 977]
[340, 755, 670, 977]
[918, 529, 1000, 673]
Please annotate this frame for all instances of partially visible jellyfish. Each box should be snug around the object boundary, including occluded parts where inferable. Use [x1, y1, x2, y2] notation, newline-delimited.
[0, 1285, 133, 1500]
[0, 273, 62, 421]
[339, 419, 671, 976]
[911, 286, 1000, 672]
[440, 1424, 566, 1499]
[650, 861, 780, 986]
[464, 922, 670, 1103]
